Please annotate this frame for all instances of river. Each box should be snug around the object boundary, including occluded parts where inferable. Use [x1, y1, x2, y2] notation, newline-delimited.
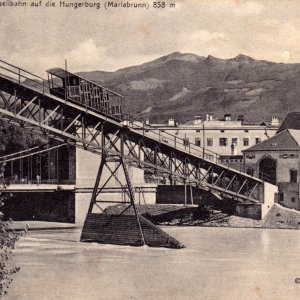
[6, 227, 300, 300]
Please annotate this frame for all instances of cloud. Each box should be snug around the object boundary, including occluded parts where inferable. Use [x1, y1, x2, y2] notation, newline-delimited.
[179, 29, 231, 57]
[186, 30, 227, 43]
[251, 20, 300, 62]
[2, 51, 61, 77]
[230, 1, 264, 16]
[0, 39, 107, 76]
[199, 0, 264, 18]
[2, 0, 300, 75]
[262, 18, 281, 28]
[66, 39, 107, 71]
[282, 51, 292, 61]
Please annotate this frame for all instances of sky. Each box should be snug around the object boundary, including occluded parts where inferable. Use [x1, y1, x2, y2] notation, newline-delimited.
[1, 0, 300, 75]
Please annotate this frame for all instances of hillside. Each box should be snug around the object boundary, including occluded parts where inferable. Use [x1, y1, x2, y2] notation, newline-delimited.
[78, 52, 300, 123]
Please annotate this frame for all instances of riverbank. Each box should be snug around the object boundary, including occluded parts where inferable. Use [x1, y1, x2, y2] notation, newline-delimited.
[8, 225, 300, 300]
[9, 221, 78, 232]
[105, 203, 300, 229]
[9, 203, 300, 231]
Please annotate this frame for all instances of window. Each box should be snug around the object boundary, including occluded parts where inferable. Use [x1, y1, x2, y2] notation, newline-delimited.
[291, 197, 296, 203]
[243, 138, 249, 146]
[244, 130, 249, 133]
[195, 138, 201, 147]
[207, 138, 213, 147]
[255, 138, 261, 144]
[278, 192, 284, 202]
[232, 138, 238, 145]
[220, 130, 225, 133]
[279, 153, 299, 159]
[290, 169, 298, 183]
[196, 129, 200, 133]
[219, 138, 228, 147]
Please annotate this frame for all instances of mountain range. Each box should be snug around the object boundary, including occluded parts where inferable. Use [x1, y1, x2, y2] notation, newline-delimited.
[78, 52, 300, 124]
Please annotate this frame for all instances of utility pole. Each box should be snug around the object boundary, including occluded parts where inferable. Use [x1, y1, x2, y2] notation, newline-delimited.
[202, 121, 205, 158]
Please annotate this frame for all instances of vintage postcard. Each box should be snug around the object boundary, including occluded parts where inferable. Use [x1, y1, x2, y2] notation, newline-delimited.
[0, 0, 300, 299]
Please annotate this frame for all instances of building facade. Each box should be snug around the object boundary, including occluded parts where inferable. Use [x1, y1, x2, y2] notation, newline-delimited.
[145, 114, 279, 161]
[243, 129, 300, 211]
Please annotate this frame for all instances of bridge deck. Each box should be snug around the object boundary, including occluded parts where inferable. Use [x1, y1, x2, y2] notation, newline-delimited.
[0, 61, 276, 205]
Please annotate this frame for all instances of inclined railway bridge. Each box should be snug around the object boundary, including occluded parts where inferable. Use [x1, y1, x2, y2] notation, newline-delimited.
[0, 60, 277, 248]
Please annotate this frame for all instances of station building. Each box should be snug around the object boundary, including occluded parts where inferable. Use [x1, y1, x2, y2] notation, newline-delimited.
[145, 114, 279, 168]
[243, 112, 300, 211]
[2, 146, 150, 224]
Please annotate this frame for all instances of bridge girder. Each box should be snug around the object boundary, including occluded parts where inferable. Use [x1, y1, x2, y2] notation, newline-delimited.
[0, 74, 265, 204]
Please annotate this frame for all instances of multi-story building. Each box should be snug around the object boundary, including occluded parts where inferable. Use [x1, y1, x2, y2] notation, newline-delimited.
[243, 128, 300, 210]
[145, 114, 279, 166]
[243, 112, 300, 211]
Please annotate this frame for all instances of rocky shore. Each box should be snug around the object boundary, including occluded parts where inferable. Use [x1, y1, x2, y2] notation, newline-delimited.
[105, 203, 300, 230]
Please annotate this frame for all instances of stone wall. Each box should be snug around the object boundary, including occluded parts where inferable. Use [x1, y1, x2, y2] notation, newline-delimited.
[156, 185, 236, 212]
[2, 191, 75, 223]
[244, 150, 299, 211]
[235, 203, 262, 220]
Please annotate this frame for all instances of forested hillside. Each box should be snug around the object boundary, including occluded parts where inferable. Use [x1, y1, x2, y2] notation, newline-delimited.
[79, 52, 300, 123]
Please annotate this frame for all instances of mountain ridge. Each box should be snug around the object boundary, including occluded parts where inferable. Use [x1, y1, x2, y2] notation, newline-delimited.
[78, 52, 300, 123]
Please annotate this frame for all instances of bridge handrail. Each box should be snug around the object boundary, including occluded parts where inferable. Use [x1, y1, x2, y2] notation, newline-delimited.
[258, 171, 276, 185]
[127, 120, 253, 177]
[0, 146, 40, 160]
[2, 177, 76, 185]
[0, 60, 125, 119]
[0, 60, 222, 164]
[130, 120, 230, 166]
[0, 59, 45, 81]
[0, 143, 67, 164]
[0, 59, 67, 96]
[0, 59, 247, 176]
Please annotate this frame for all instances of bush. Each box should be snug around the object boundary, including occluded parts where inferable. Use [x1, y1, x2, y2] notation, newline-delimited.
[0, 220, 20, 297]
[0, 164, 20, 297]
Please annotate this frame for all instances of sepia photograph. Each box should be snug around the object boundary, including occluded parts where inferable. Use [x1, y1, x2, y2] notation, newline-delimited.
[0, 0, 300, 299]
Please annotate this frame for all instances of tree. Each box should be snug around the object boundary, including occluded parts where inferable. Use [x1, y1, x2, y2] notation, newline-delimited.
[0, 163, 20, 297]
[0, 120, 47, 155]
[0, 121, 45, 296]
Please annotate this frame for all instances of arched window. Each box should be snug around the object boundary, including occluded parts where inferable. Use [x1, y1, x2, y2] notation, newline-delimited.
[259, 156, 276, 184]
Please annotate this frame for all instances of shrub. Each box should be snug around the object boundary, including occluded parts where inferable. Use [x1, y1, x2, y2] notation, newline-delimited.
[0, 164, 20, 297]
[0, 220, 20, 297]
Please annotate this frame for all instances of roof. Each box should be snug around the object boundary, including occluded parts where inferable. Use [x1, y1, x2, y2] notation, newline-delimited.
[47, 68, 69, 79]
[277, 112, 300, 133]
[243, 129, 300, 152]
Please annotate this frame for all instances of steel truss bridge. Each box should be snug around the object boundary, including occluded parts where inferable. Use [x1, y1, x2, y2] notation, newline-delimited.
[0, 60, 276, 247]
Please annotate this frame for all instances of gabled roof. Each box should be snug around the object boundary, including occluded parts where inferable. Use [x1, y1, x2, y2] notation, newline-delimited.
[243, 129, 300, 152]
[277, 112, 300, 133]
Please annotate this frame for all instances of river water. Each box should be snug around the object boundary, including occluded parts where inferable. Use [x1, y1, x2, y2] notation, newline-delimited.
[6, 227, 300, 300]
